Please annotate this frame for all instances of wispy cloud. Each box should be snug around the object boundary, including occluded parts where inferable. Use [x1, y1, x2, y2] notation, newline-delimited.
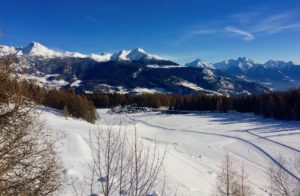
[81, 14, 102, 25]
[173, 11, 300, 45]
[253, 13, 300, 35]
[225, 26, 255, 41]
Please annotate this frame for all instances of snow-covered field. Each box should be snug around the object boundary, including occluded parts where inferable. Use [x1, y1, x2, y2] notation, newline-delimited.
[40, 108, 300, 195]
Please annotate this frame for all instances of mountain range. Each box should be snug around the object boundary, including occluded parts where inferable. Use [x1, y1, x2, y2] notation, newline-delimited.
[212, 57, 300, 91]
[1, 42, 298, 95]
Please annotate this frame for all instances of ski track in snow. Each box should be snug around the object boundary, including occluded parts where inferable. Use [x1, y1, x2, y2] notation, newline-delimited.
[266, 131, 300, 138]
[246, 131, 300, 153]
[128, 115, 300, 182]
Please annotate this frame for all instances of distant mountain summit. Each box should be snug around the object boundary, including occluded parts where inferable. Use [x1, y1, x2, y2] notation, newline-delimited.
[185, 59, 214, 69]
[208, 57, 300, 90]
[21, 42, 60, 57]
[214, 57, 258, 71]
[263, 60, 295, 68]
[212, 57, 299, 71]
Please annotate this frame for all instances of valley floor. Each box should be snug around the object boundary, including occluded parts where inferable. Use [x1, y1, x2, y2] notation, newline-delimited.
[41, 108, 300, 196]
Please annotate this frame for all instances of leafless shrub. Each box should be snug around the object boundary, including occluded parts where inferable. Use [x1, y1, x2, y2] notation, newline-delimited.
[233, 164, 253, 196]
[269, 156, 300, 196]
[88, 122, 166, 196]
[213, 154, 253, 196]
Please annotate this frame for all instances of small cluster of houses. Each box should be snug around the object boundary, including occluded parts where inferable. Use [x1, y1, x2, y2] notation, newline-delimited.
[108, 106, 166, 114]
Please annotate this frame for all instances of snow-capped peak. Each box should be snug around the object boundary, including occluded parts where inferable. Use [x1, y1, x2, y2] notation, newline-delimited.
[20, 42, 62, 58]
[264, 60, 295, 68]
[237, 56, 252, 62]
[127, 48, 147, 61]
[132, 47, 146, 53]
[236, 57, 255, 69]
[186, 59, 214, 69]
[110, 48, 166, 62]
[110, 49, 131, 61]
[214, 57, 256, 71]
[23, 42, 47, 52]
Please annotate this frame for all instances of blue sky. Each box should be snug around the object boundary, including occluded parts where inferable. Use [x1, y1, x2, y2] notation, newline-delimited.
[0, 0, 299, 64]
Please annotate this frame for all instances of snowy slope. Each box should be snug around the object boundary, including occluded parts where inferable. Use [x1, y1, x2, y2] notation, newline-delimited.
[41, 107, 300, 196]
[89, 53, 112, 62]
[0, 45, 17, 56]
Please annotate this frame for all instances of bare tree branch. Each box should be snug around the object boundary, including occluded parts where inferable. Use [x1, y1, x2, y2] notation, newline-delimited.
[88, 121, 167, 196]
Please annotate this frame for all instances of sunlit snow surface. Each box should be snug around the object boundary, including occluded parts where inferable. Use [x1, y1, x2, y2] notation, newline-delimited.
[40, 108, 300, 196]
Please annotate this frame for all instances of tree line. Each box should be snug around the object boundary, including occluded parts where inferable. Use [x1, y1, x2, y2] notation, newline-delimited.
[86, 89, 300, 121]
[23, 82, 300, 122]
[17, 81, 97, 123]
[0, 55, 96, 123]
